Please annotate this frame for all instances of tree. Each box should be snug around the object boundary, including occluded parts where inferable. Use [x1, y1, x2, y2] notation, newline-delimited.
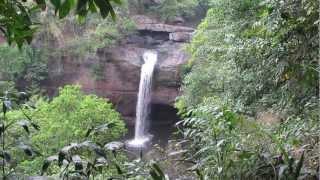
[0, 0, 121, 48]
[8, 85, 126, 174]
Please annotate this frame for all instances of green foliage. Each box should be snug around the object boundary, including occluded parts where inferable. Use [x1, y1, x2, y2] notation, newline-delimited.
[0, 0, 121, 47]
[151, 0, 199, 21]
[62, 13, 135, 56]
[179, 0, 319, 115]
[0, 89, 41, 179]
[0, 0, 39, 48]
[40, 139, 171, 180]
[91, 62, 106, 80]
[0, 81, 17, 97]
[41, 139, 125, 178]
[130, 0, 208, 22]
[176, 0, 319, 178]
[177, 97, 319, 179]
[36, 1, 135, 56]
[0, 1, 136, 89]
[31, 85, 126, 149]
[9, 85, 126, 174]
[0, 44, 48, 88]
[42, 138, 170, 179]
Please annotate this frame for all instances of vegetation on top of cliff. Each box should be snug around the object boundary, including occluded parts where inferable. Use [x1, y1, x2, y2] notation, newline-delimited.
[35, 0, 136, 56]
[148, 0, 200, 21]
[131, 0, 209, 23]
[0, 44, 48, 90]
[0, 0, 121, 48]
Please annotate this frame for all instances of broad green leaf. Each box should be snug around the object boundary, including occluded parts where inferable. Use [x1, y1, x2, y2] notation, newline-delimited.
[94, 0, 111, 18]
[59, 0, 75, 18]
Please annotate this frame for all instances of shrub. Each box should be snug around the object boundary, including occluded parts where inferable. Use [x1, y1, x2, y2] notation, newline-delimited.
[9, 85, 126, 174]
[32, 85, 126, 151]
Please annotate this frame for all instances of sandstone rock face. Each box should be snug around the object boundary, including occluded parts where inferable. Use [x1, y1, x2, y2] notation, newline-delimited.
[169, 32, 192, 42]
[44, 15, 193, 124]
[132, 15, 194, 33]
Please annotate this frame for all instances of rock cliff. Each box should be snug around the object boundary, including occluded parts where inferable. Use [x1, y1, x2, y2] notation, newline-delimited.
[44, 15, 193, 123]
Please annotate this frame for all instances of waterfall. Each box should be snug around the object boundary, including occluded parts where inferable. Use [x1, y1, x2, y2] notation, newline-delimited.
[128, 51, 157, 147]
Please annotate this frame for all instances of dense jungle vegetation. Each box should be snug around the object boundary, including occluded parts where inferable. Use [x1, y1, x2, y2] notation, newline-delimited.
[0, 0, 319, 179]
[176, 0, 319, 178]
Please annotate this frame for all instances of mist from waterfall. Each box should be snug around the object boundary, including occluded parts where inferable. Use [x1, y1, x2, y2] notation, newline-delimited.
[128, 51, 157, 147]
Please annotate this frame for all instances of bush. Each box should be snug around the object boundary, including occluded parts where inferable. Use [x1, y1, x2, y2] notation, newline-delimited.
[9, 85, 126, 174]
[32, 85, 126, 150]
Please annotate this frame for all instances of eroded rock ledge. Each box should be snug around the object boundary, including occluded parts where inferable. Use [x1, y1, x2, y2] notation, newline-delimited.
[44, 15, 193, 123]
[133, 15, 194, 42]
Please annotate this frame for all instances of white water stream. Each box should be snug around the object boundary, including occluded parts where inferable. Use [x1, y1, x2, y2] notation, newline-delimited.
[128, 51, 157, 147]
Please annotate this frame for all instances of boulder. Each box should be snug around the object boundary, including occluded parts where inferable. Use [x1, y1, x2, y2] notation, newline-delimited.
[169, 32, 192, 42]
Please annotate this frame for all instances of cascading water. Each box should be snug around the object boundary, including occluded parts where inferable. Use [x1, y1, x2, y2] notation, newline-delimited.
[128, 51, 157, 147]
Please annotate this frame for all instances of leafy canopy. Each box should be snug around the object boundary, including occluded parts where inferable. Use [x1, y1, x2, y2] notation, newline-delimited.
[0, 0, 122, 48]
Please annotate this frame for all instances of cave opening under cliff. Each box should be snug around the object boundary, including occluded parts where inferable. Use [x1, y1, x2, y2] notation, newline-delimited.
[147, 103, 180, 146]
[138, 30, 170, 41]
[150, 103, 180, 125]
